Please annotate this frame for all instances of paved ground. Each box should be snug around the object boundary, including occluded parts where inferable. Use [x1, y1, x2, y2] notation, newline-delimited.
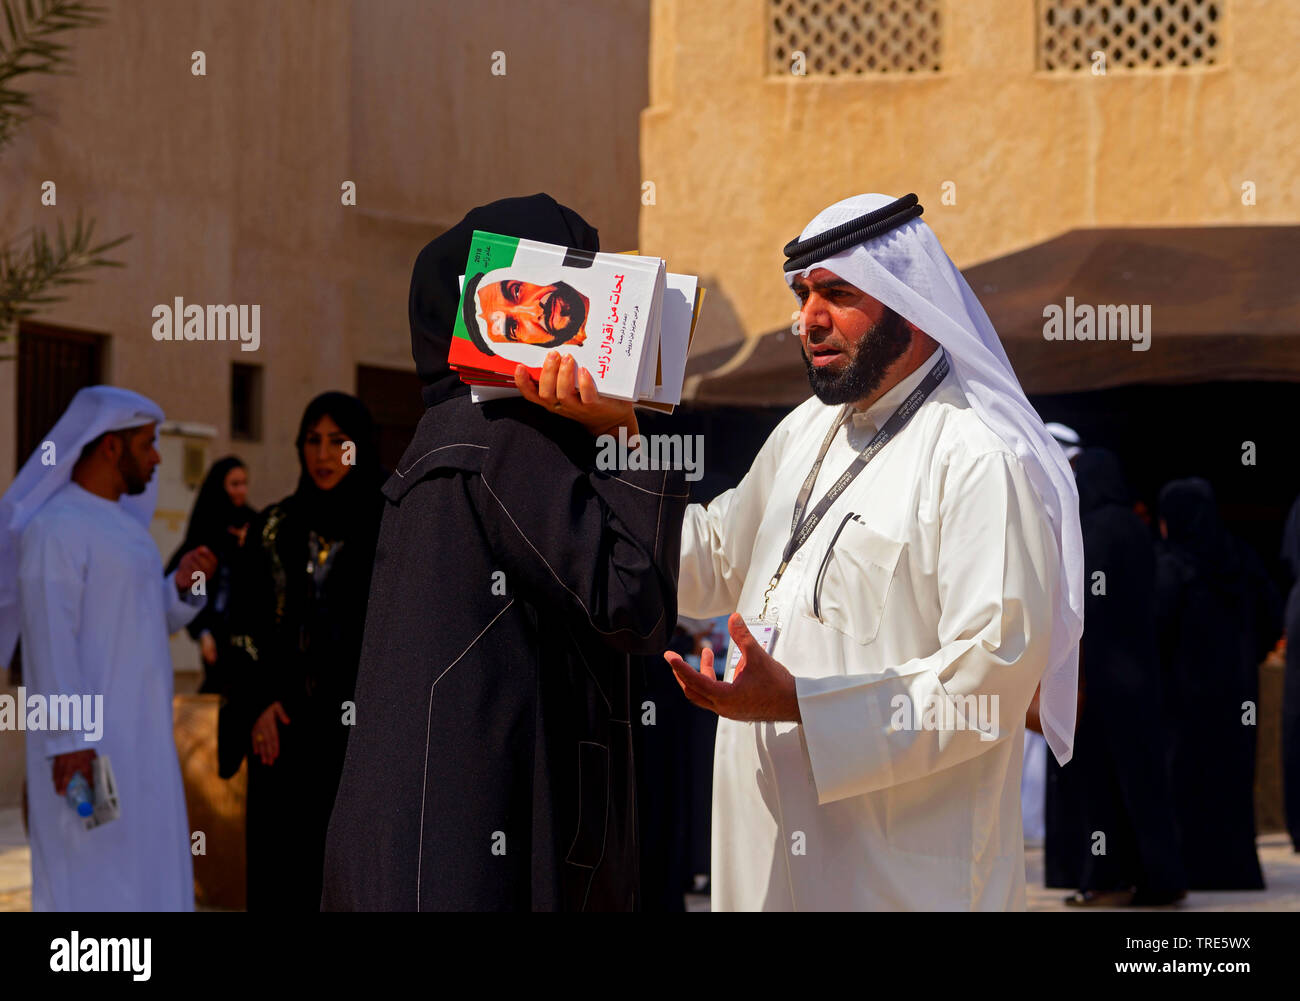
[3, 805, 1295, 912]
[0, 806, 30, 912]
[1024, 832, 1300, 911]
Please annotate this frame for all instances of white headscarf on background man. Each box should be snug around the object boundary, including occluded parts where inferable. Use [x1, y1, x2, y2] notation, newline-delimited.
[0, 385, 164, 665]
[1045, 422, 1083, 462]
[784, 193, 1084, 765]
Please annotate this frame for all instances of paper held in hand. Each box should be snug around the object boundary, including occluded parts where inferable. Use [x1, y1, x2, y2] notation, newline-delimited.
[724, 620, 778, 682]
[82, 754, 120, 830]
[448, 230, 705, 413]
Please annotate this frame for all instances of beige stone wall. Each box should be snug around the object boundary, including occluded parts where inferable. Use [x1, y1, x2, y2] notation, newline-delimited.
[0, 0, 649, 805]
[640, 0, 1299, 357]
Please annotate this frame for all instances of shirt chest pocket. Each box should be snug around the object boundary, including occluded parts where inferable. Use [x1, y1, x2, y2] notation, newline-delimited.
[803, 514, 905, 645]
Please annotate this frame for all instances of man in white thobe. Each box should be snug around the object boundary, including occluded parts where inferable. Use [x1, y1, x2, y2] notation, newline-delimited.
[0, 386, 216, 911]
[674, 347, 1061, 909]
[658, 194, 1084, 910]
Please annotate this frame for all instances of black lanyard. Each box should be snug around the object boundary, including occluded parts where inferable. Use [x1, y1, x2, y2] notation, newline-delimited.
[759, 350, 949, 618]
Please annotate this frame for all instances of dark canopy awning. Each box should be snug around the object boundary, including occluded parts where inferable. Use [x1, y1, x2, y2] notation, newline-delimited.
[685, 225, 1300, 404]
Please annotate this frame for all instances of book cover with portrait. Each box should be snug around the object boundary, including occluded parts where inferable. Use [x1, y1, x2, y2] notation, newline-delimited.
[449, 230, 667, 401]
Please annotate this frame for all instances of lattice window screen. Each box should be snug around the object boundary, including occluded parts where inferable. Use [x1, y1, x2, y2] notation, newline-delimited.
[1038, 0, 1222, 71]
[767, 0, 942, 76]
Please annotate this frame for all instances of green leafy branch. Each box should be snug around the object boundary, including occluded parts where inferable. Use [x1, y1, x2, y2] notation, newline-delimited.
[0, 0, 125, 357]
[0, 213, 128, 336]
[0, 0, 108, 152]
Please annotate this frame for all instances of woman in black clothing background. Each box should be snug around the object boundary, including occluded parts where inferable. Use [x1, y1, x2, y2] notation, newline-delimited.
[166, 456, 254, 695]
[1155, 477, 1279, 891]
[222, 392, 385, 910]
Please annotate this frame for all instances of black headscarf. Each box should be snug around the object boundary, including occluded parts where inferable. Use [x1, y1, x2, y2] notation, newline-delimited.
[1074, 447, 1131, 516]
[292, 392, 385, 540]
[1159, 477, 1236, 579]
[409, 193, 600, 408]
[165, 455, 253, 574]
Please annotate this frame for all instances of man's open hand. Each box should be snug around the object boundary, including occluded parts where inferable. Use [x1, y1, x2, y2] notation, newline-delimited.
[664, 613, 802, 723]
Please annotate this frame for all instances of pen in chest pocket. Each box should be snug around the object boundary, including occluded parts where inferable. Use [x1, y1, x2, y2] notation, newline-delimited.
[812, 511, 862, 621]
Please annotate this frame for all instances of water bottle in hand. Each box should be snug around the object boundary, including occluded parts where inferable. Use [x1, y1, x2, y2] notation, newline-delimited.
[65, 772, 93, 818]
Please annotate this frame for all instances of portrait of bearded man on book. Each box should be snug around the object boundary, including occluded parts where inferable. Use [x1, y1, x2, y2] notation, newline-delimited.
[464, 269, 590, 351]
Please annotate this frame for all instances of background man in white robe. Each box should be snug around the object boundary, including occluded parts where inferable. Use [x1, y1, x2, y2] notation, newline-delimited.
[0, 386, 216, 911]
[518, 193, 1084, 911]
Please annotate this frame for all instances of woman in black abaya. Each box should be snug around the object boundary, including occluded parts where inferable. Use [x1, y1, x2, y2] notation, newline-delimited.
[222, 393, 385, 910]
[1061, 449, 1185, 906]
[166, 456, 255, 695]
[321, 194, 687, 912]
[1155, 478, 1272, 890]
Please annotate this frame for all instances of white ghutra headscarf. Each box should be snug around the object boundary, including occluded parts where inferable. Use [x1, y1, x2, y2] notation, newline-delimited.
[784, 193, 1083, 765]
[0, 385, 164, 666]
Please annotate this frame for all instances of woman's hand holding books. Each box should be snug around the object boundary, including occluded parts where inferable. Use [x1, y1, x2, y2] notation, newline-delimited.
[515, 352, 640, 441]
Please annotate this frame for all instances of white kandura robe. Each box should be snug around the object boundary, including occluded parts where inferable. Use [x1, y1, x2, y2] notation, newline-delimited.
[18, 482, 202, 911]
[679, 351, 1060, 911]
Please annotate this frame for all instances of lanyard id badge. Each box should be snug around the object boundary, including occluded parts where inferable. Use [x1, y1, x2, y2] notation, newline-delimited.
[722, 617, 779, 682]
[759, 349, 949, 620]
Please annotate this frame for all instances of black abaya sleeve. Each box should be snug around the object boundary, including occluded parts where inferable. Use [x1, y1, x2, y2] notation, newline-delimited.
[469, 418, 690, 656]
[219, 507, 290, 777]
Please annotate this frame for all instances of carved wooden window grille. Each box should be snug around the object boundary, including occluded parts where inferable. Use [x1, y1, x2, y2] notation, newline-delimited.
[768, 0, 943, 76]
[1038, 0, 1222, 71]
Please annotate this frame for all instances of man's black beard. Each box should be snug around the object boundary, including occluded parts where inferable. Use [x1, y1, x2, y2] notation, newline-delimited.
[118, 451, 149, 495]
[802, 309, 912, 406]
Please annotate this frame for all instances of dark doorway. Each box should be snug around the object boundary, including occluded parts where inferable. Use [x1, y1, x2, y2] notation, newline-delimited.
[1031, 381, 1300, 585]
[355, 365, 426, 473]
[15, 320, 106, 473]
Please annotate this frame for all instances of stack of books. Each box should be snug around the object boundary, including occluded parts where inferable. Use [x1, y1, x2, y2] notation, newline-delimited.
[449, 230, 704, 412]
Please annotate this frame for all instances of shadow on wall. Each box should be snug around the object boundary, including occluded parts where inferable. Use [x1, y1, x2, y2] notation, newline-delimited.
[685, 277, 752, 363]
[681, 277, 802, 407]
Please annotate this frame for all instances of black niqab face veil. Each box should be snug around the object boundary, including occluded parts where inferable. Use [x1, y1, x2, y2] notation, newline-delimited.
[409, 193, 600, 408]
